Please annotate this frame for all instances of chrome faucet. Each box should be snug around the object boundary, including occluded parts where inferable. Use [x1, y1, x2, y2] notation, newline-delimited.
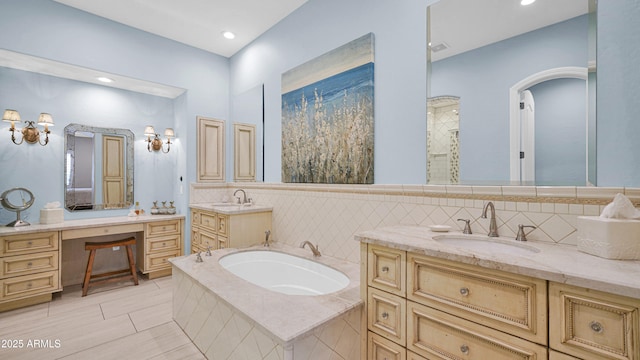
[264, 230, 271, 247]
[515, 224, 537, 241]
[481, 202, 499, 237]
[233, 189, 248, 204]
[300, 241, 321, 257]
[195, 252, 203, 263]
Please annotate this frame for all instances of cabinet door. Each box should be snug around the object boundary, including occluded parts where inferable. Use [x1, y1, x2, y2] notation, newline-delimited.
[369, 332, 406, 360]
[368, 287, 406, 345]
[368, 245, 406, 297]
[233, 123, 256, 181]
[550, 282, 639, 360]
[197, 116, 225, 182]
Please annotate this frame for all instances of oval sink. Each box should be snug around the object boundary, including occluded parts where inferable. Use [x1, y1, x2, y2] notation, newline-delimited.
[433, 235, 540, 256]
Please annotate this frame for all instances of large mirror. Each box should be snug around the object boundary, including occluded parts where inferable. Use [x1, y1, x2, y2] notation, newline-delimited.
[427, 0, 596, 186]
[64, 123, 134, 211]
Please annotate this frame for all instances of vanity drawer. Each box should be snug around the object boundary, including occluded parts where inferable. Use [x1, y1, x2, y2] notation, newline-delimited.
[407, 301, 548, 360]
[549, 282, 639, 360]
[196, 229, 216, 250]
[191, 210, 200, 227]
[368, 331, 406, 360]
[407, 254, 547, 345]
[62, 224, 143, 240]
[145, 250, 181, 272]
[368, 287, 406, 345]
[0, 271, 59, 301]
[1, 232, 58, 257]
[216, 236, 228, 250]
[147, 220, 181, 237]
[199, 212, 217, 231]
[368, 244, 406, 297]
[146, 234, 180, 254]
[549, 350, 581, 360]
[407, 350, 427, 360]
[0, 251, 59, 279]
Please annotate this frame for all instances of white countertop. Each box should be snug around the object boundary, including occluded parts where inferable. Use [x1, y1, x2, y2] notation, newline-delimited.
[169, 243, 361, 345]
[190, 203, 273, 215]
[355, 225, 640, 300]
[0, 214, 185, 236]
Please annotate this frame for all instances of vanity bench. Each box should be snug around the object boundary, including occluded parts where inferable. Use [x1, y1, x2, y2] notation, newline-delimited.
[0, 214, 184, 312]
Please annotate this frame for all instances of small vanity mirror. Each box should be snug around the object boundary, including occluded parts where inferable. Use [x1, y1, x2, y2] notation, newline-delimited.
[64, 124, 134, 211]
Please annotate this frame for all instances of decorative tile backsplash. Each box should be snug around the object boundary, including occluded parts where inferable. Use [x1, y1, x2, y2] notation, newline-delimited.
[190, 183, 637, 263]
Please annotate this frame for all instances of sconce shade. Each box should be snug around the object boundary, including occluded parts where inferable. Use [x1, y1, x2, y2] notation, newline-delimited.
[2, 109, 21, 123]
[164, 128, 175, 138]
[37, 113, 54, 126]
[144, 125, 156, 136]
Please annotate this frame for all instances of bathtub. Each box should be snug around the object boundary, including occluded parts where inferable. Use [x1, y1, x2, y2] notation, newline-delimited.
[169, 244, 362, 360]
[218, 250, 349, 295]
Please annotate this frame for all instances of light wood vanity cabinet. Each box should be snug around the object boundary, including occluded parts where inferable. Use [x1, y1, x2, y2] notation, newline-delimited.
[0, 231, 61, 311]
[190, 207, 272, 254]
[136, 218, 183, 279]
[362, 242, 640, 360]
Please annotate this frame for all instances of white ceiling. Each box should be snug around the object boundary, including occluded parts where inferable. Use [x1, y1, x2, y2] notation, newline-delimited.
[53, 0, 308, 58]
[430, 0, 589, 61]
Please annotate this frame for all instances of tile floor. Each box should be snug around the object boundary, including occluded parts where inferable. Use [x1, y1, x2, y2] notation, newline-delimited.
[0, 276, 205, 360]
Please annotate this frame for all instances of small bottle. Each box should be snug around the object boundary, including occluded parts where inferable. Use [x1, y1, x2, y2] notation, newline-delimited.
[135, 201, 140, 215]
[151, 201, 159, 215]
[168, 201, 176, 215]
[160, 201, 168, 214]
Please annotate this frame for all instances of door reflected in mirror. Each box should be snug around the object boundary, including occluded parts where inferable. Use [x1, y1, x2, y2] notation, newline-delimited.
[427, 0, 595, 186]
[64, 123, 134, 211]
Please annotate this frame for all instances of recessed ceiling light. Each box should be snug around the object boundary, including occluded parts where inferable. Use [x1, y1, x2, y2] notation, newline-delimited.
[97, 76, 114, 83]
[521, 0, 536, 5]
[222, 31, 235, 40]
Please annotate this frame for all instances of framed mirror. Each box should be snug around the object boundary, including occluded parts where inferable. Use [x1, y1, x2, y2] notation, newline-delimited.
[64, 123, 134, 211]
[427, 0, 596, 186]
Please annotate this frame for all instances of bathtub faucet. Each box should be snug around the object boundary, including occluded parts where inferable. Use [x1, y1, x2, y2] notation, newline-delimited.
[264, 230, 271, 247]
[300, 241, 321, 257]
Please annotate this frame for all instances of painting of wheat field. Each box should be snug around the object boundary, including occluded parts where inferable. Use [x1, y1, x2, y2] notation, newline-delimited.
[282, 33, 374, 184]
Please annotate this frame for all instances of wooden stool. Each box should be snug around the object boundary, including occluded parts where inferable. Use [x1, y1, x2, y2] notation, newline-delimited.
[82, 237, 139, 296]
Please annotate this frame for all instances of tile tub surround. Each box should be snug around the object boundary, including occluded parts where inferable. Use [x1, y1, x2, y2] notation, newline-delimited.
[356, 225, 640, 299]
[169, 244, 362, 359]
[190, 182, 640, 263]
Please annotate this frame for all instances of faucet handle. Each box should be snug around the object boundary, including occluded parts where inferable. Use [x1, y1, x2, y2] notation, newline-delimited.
[195, 252, 203, 263]
[457, 219, 472, 234]
[205, 242, 212, 256]
[515, 224, 536, 241]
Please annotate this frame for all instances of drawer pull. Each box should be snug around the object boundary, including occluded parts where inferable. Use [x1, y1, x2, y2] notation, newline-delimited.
[381, 312, 389, 319]
[460, 344, 469, 354]
[590, 321, 604, 333]
[27, 262, 33, 267]
[27, 241, 33, 246]
[27, 282, 33, 288]
[381, 266, 389, 273]
[459, 287, 470, 296]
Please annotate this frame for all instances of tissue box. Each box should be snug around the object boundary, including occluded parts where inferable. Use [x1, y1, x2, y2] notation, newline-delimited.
[577, 216, 640, 260]
[40, 208, 63, 224]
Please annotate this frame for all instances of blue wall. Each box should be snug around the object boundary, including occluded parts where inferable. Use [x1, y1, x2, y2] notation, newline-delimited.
[430, 15, 588, 183]
[0, 0, 230, 226]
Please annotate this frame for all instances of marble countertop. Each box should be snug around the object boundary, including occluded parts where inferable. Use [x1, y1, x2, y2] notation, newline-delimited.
[0, 214, 185, 236]
[190, 203, 273, 215]
[355, 225, 640, 299]
[169, 243, 362, 345]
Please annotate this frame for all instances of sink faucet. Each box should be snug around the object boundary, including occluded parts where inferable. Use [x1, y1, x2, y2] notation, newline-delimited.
[481, 202, 499, 237]
[264, 230, 271, 247]
[300, 241, 321, 257]
[233, 189, 247, 204]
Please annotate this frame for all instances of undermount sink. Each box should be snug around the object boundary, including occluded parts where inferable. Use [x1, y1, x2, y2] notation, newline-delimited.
[433, 235, 540, 256]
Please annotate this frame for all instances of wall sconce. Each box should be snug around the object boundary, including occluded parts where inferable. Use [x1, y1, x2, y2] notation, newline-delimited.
[2, 109, 54, 146]
[144, 125, 174, 153]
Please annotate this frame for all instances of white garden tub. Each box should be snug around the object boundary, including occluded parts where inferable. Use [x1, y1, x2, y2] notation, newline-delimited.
[218, 250, 349, 295]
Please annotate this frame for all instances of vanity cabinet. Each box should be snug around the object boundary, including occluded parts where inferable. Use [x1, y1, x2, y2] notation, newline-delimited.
[0, 231, 61, 311]
[190, 207, 272, 254]
[363, 243, 547, 359]
[136, 218, 183, 279]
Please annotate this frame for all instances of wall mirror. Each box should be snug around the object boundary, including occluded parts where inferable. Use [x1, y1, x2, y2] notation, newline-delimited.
[64, 123, 134, 211]
[427, 0, 596, 186]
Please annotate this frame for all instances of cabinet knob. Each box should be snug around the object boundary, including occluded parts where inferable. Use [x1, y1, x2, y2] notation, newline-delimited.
[590, 321, 604, 333]
[460, 344, 469, 354]
[381, 312, 389, 319]
[381, 266, 389, 273]
[459, 287, 470, 296]
[27, 262, 33, 267]
[27, 241, 33, 246]
[27, 282, 33, 288]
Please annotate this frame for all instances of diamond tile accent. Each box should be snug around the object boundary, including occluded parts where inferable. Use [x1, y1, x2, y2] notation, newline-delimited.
[538, 215, 576, 243]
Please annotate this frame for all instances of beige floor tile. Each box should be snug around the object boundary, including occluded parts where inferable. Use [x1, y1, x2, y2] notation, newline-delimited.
[148, 343, 207, 360]
[100, 286, 173, 319]
[129, 300, 174, 332]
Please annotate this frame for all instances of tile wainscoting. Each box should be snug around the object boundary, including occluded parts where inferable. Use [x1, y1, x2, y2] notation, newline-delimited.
[190, 183, 640, 263]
